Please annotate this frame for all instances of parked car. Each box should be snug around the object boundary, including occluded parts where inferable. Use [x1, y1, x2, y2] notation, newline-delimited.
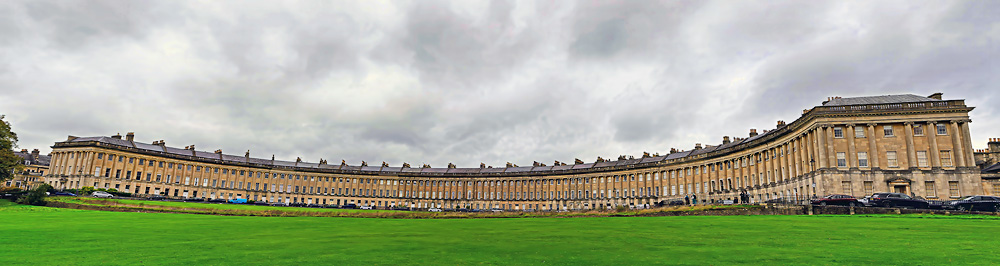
[270, 202, 289, 207]
[428, 208, 442, 212]
[341, 204, 358, 209]
[811, 194, 861, 207]
[92, 191, 114, 198]
[50, 191, 78, 197]
[147, 195, 167, 201]
[360, 206, 373, 210]
[945, 196, 1000, 212]
[208, 198, 228, 203]
[183, 197, 205, 202]
[867, 193, 929, 209]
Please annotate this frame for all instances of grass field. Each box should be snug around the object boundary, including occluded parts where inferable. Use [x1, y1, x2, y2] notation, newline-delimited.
[2, 200, 1000, 265]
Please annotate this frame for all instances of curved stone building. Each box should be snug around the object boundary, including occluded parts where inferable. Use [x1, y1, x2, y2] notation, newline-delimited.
[43, 93, 982, 210]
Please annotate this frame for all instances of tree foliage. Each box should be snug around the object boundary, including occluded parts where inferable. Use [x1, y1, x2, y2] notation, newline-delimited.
[0, 115, 22, 182]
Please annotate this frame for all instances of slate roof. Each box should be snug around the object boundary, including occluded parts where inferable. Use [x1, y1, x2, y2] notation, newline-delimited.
[823, 94, 940, 106]
[14, 150, 51, 166]
[983, 163, 1000, 174]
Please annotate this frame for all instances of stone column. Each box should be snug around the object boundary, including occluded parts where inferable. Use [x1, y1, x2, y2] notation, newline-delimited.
[927, 122, 941, 167]
[904, 122, 917, 168]
[960, 120, 976, 167]
[867, 124, 880, 168]
[950, 120, 966, 167]
[846, 124, 857, 168]
[816, 127, 828, 168]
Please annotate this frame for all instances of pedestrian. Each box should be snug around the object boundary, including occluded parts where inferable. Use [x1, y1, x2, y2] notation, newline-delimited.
[684, 195, 690, 205]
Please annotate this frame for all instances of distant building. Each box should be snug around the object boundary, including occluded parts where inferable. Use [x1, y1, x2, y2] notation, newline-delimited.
[6, 149, 50, 189]
[974, 138, 1000, 194]
[43, 93, 985, 210]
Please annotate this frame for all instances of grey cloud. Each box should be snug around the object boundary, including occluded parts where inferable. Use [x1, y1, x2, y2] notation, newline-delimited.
[1, 0, 997, 168]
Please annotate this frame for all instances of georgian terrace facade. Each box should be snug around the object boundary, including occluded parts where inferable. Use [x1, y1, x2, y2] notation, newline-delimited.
[44, 94, 982, 210]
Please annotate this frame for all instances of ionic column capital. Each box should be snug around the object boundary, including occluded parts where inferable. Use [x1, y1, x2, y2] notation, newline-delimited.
[903, 121, 915, 125]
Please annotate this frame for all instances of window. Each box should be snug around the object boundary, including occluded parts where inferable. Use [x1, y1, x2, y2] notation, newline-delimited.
[841, 181, 852, 195]
[857, 152, 868, 167]
[925, 182, 936, 198]
[836, 152, 847, 167]
[883, 125, 894, 137]
[886, 151, 898, 168]
[948, 181, 959, 198]
[993, 184, 1000, 196]
[913, 125, 924, 136]
[917, 151, 928, 167]
[936, 124, 947, 135]
[855, 127, 865, 138]
[940, 150, 953, 167]
[833, 127, 844, 138]
[864, 181, 874, 195]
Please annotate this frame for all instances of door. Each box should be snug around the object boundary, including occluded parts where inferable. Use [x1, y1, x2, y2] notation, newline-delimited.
[893, 185, 907, 194]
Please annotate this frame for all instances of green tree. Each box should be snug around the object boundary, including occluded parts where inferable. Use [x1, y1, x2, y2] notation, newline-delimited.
[0, 115, 22, 182]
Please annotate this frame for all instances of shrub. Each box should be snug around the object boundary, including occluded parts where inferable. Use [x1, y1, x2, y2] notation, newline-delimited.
[16, 185, 48, 206]
[0, 186, 21, 193]
[79, 186, 96, 195]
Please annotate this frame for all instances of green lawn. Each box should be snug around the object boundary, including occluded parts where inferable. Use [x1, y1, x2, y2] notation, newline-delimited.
[2, 200, 999, 265]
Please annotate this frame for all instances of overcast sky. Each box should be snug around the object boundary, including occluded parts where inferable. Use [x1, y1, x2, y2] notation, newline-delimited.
[1, 0, 997, 167]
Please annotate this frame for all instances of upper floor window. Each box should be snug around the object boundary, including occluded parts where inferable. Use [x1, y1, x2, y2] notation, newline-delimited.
[833, 127, 844, 138]
[913, 125, 924, 136]
[883, 125, 895, 137]
[940, 150, 953, 167]
[886, 151, 899, 168]
[836, 152, 847, 168]
[916, 151, 929, 168]
[855, 127, 865, 138]
[936, 124, 948, 135]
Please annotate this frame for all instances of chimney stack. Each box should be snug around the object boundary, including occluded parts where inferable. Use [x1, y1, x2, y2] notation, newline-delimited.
[694, 143, 702, 150]
[723, 136, 731, 144]
[111, 133, 122, 139]
[214, 149, 223, 154]
[67, 135, 79, 141]
[157, 140, 165, 147]
[448, 163, 456, 169]
[749, 128, 758, 137]
[928, 92, 943, 100]
[31, 149, 40, 159]
[20, 149, 27, 153]
[126, 132, 134, 142]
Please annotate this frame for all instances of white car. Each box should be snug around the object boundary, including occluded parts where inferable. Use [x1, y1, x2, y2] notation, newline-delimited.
[92, 191, 114, 198]
[428, 208, 442, 212]
[360, 206, 373, 210]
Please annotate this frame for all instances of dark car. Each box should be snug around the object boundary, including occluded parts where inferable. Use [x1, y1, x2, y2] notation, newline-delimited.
[811, 194, 861, 207]
[182, 197, 205, 202]
[147, 195, 167, 201]
[945, 196, 1000, 212]
[208, 198, 228, 203]
[867, 193, 929, 209]
[252, 201, 269, 206]
[50, 191, 78, 197]
[341, 203, 358, 209]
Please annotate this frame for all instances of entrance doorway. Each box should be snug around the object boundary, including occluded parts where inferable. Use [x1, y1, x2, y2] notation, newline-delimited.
[893, 185, 908, 194]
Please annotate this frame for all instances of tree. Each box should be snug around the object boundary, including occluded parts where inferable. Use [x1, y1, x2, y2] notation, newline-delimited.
[0, 115, 22, 182]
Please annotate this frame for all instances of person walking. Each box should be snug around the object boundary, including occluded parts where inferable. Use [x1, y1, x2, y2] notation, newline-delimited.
[684, 195, 690, 205]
